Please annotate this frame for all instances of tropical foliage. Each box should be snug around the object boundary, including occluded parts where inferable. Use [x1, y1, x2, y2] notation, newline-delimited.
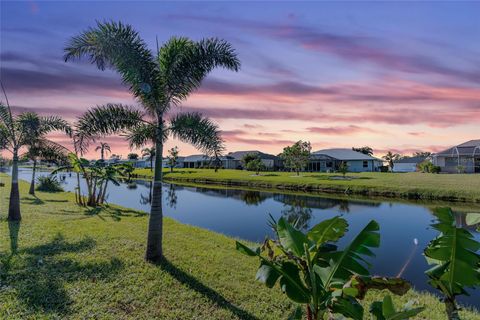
[281, 140, 311, 175]
[424, 208, 480, 320]
[166, 146, 179, 173]
[36, 175, 64, 192]
[236, 216, 417, 320]
[338, 161, 349, 177]
[142, 147, 155, 171]
[0, 85, 70, 220]
[352, 146, 374, 156]
[64, 21, 240, 262]
[382, 152, 401, 172]
[95, 142, 111, 160]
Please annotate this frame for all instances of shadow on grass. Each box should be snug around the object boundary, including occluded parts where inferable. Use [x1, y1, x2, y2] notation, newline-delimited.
[21, 195, 45, 205]
[0, 232, 124, 316]
[157, 258, 259, 320]
[85, 206, 147, 221]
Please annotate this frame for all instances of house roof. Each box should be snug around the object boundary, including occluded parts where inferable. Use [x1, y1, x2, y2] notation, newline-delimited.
[435, 139, 480, 157]
[227, 150, 278, 160]
[312, 148, 378, 161]
[394, 156, 427, 164]
[183, 154, 209, 162]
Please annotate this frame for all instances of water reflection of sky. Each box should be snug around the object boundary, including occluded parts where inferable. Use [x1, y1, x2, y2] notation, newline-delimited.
[7, 167, 480, 308]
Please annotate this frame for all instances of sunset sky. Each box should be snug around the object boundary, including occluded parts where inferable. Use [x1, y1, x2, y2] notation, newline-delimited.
[1, 1, 479, 159]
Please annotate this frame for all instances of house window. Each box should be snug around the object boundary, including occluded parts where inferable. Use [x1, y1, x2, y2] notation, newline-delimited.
[326, 161, 333, 167]
[363, 161, 368, 168]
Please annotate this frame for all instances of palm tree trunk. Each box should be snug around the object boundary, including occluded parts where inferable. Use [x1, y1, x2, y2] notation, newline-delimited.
[29, 158, 37, 195]
[8, 149, 21, 221]
[76, 172, 83, 205]
[146, 126, 164, 263]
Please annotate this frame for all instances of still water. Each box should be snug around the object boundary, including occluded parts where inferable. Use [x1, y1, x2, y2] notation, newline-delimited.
[8, 167, 480, 308]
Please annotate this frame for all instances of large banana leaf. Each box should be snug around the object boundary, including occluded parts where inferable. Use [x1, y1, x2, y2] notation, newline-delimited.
[424, 208, 480, 297]
[236, 242, 310, 303]
[307, 216, 348, 245]
[316, 220, 380, 288]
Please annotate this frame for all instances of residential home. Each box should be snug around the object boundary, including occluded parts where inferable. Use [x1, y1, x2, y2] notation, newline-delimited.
[308, 148, 382, 172]
[393, 156, 427, 172]
[432, 139, 480, 173]
[182, 154, 211, 168]
[226, 150, 282, 170]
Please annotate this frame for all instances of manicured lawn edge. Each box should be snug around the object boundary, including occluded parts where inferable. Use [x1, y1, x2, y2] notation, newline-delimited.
[132, 169, 480, 203]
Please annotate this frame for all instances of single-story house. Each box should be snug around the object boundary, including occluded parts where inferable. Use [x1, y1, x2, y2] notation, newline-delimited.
[308, 148, 382, 172]
[432, 139, 480, 173]
[393, 156, 427, 173]
[182, 154, 211, 168]
[226, 150, 282, 170]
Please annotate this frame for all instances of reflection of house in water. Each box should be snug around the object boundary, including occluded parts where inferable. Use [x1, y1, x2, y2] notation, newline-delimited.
[189, 187, 270, 206]
[272, 194, 381, 213]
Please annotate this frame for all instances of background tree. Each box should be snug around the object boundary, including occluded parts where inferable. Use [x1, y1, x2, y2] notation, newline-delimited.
[413, 151, 432, 158]
[166, 146, 179, 173]
[352, 146, 374, 156]
[382, 151, 401, 172]
[142, 147, 155, 171]
[241, 153, 259, 169]
[65, 21, 239, 262]
[245, 157, 264, 175]
[127, 152, 139, 160]
[338, 161, 349, 177]
[281, 140, 311, 175]
[95, 142, 111, 160]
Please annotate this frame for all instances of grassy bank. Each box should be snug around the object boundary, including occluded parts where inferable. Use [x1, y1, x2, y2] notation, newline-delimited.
[133, 168, 480, 203]
[1, 175, 479, 319]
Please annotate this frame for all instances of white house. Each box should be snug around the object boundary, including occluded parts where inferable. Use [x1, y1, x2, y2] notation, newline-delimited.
[393, 156, 427, 172]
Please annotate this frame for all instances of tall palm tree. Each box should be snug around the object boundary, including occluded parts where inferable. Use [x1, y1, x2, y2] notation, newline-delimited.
[0, 85, 71, 220]
[141, 147, 155, 171]
[65, 21, 240, 262]
[382, 151, 401, 172]
[95, 142, 111, 160]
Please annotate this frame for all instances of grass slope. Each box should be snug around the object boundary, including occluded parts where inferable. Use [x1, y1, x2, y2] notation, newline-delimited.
[0, 175, 478, 319]
[133, 168, 480, 203]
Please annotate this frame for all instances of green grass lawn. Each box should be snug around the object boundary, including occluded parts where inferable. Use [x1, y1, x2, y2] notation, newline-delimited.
[133, 168, 480, 203]
[0, 175, 479, 319]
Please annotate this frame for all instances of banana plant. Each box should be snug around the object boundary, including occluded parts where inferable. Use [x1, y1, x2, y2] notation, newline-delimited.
[424, 208, 480, 320]
[236, 216, 415, 320]
[370, 295, 424, 320]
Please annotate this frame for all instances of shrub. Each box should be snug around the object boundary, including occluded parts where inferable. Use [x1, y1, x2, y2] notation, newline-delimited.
[36, 176, 64, 192]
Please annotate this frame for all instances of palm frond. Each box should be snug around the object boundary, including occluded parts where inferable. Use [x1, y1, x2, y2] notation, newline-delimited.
[39, 116, 72, 136]
[169, 112, 224, 155]
[122, 123, 156, 149]
[64, 21, 160, 107]
[158, 37, 240, 105]
[75, 103, 144, 151]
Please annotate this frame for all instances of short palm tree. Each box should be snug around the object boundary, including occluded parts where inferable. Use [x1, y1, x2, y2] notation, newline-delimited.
[95, 142, 111, 160]
[65, 21, 240, 262]
[382, 151, 401, 172]
[141, 147, 155, 171]
[25, 137, 70, 196]
[0, 86, 71, 220]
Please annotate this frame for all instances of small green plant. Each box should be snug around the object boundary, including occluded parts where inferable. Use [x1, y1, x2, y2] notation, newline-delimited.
[424, 208, 480, 320]
[36, 175, 64, 192]
[456, 165, 465, 173]
[338, 161, 348, 177]
[236, 216, 417, 320]
[417, 160, 441, 174]
[370, 295, 424, 319]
